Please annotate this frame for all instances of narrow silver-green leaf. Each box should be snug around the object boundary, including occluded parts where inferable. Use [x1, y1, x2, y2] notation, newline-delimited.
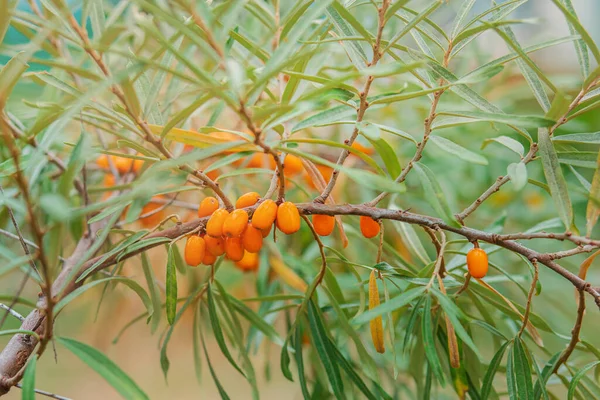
[21, 355, 36, 400]
[166, 245, 177, 325]
[430, 135, 488, 165]
[413, 163, 461, 227]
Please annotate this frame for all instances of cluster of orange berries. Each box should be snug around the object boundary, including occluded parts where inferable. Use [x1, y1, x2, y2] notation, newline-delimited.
[184, 192, 302, 272]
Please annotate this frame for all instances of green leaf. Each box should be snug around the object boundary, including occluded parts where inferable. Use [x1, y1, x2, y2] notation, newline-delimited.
[294, 327, 311, 399]
[326, 2, 368, 70]
[57, 337, 149, 400]
[553, 132, 600, 144]
[0, 0, 16, 44]
[532, 352, 561, 400]
[538, 128, 574, 230]
[433, 111, 555, 129]
[550, 0, 600, 66]
[482, 136, 525, 157]
[353, 286, 426, 325]
[307, 300, 344, 399]
[568, 361, 600, 400]
[0, 52, 29, 103]
[21, 354, 36, 400]
[330, 342, 378, 400]
[480, 340, 510, 399]
[166, 245, 177, 325]
[422, 296, 445, 386]
[200, 330, 231, 400]
[141, 253, 162, 333]
[430, 136, 488, 165]
[55, 277, 152, 316]
[451, 0, 477, 38]
[557, 152, 598, 168]
[206, 284, 245, 377]
[507, 162, 528, 191]
[292, 105, 357, 132]
[413, 163, 461, 227]
[513, 338, 534, 399]
[366, 136, 402, 177]
[506, 344, 518, 400]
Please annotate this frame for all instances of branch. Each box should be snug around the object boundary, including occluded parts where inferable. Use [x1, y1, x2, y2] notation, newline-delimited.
[553, 289, 586, 373]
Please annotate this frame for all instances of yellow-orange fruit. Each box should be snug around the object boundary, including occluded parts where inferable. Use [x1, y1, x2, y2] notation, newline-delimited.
[360, 216, 380, 238]
[252, 200, 278, 230]
[184, 235, 205, 266]
[103, 174, 116, 187]
[305, 165, 334, 189]
[236, 192, 261, 209]
[202, 251, 217, 265]
[276, 202, 301, 234]
[351, 141, 375, 155]
[284, 155, 303, 176]
[467, 247, 488, 279]
[205, 236, 225, 256]
[114, 156, 134, 174]
[223, 209, 249, 238]
[206, 209, 229, 237]
[96, 154, 112, 170]
[206, 169, 219, 181]
[140, 201, 165, 228]
[235, 250, 259, 272]
[132, 153, 145, 173]
[242, 225, 263, 253]
[261, 225, 272, 238]
[198, 197, 220, 218]
[225, 237, 244, 261]
[312, 214, 335, 236]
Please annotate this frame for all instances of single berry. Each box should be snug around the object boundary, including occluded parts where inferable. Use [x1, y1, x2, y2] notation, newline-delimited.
[206, 209, 229, 237]
[242, 225, 263, 253]
[225, 237, 244, 261]
[252, 199, 278, 230]
[205, 235, 225, 256]
[223, 209, 249, 238]
[235, 250, 260, 272]
[360, 216, 380, 239]
[184, 235, 205, 267]
[198, 197, 219, 218]
[312, 214, 335, 236]
[467, 247, 488, 279]
[236, 192, 261, 209]
[276, 202, 301, 234]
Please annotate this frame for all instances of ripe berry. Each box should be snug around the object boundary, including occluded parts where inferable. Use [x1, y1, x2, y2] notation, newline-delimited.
[132, 152, 145, 173]
[312, 214, 335, 236]
[351, 141, 375, 155]
[114, 156, 134, 174]
[225, 237, 244, 261]
[202, 251, 217, 266]
[242, 225, 263, 253]
[206, 209, 229, 237]
[276, 202, 301, 234]
[184, 235, 205, 267]
[140, 200, 165, 228]
[467, 247, 488, 279]
[360, 216, 380, 238]
[96, 154, 112, 170]
[198, 197, 219, 218]
[283, 155, 303, 176]
[235, 251, 259, 272]
[205, 236, 225, 256]
[236, 192, 260, 209]
[223, 209, 249, 237]
[261, 224, 272, 238]
[252, 199, 278, 230]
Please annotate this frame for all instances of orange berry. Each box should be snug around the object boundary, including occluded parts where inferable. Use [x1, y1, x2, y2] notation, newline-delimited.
[360, 216, 380, 239]
[198, 197, 219, 218]
[223, 209, 249, 238]
[206, 169, 219, 181]
[184, 235, 205, 267]
[246, 153, 265, 168]
[235, 250, 259, 272]
[242, 225, 263, 253]
[284, 155, 303, 176]
[140, 201, 165, 228]
[132, 153, 145, 173]
[96, 154, 112, 170]
[205, 236, 225, 256]
[206, 209, 229, 237]
[252, 199, 278, 230]
[312, 214, 335, 236]
[351, 141, 375, 155]
[261, 225, 272, 238]
[467, 247, 488, 279]
[103, 174, 116, 187]
[225, 237, 244, 261]
[276, 202, 301, 234]
[202, 251, 217, 265]
[236, 192, 261, 209]
[114, 156, 134, 174]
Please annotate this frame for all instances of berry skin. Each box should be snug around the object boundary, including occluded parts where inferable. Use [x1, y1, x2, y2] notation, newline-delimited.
[283, 155, 303, 176]
[140, 200, 165, 228]
[261, 225, 272, 238]
[312, 214, 335, 236]
[223, 209, 249, 238]
[242, 225, 263, 253]
[360, 216, 380, 238]
[276, 202, 301, 234]
[96, 154, 112, 169]
[132, 152, 145, 173]
[206, 209, 229, 237]
[198, 197, 219, 218]
[202, 251, 217, 265]
[235, 251, 259, 272]
[225, 237, 244, 262]
[114, 156, 134, 174]
[184, 235, 205, 267]
[205, 236, 225, 256]
[351, 141, 375, 155]
[236, 192, 261, 209]
[252, 200, 278, 230]
[467, 247, 488, 279]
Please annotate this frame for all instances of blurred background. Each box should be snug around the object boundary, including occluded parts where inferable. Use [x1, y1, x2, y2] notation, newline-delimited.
[2, 0, 600, 398]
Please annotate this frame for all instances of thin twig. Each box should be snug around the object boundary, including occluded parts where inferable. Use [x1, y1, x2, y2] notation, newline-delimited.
[15, 384, 72, 400]
[0, 304, 24, 322]
[518, 259, 538, 337]
[553, 289, 586, 373]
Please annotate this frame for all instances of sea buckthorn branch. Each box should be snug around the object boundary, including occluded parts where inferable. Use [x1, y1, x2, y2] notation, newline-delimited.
[368, 43, 454, 208]
[553, 289, 586, 374]
[456, 77, 599, 223]
[61, 9, 234, 211]
[314, 0, 392, 204]
[1, 202, 600, 394]
[518, 259, 538, 337]
[425, 229, 446, 290]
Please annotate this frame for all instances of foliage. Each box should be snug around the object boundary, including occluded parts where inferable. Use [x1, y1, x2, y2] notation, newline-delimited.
[1, 0, 600, 399]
